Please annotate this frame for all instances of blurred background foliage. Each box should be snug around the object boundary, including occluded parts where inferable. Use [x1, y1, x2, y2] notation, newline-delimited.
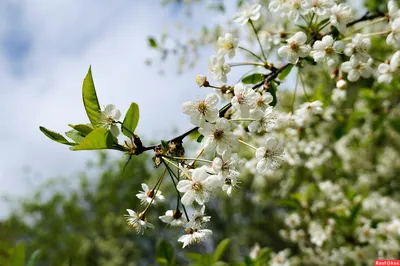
[1, 0, 400, 265]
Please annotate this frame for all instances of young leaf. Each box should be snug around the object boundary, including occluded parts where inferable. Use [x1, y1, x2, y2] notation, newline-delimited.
[65, 129, 85, 143]
[82, 66, 101, 127]
[268, 82, 278, 107]
[122, 102, 140, 137]
[197, 134, 204, 143]
[242, 73, 264, 84]
[148, 37, 158, 48]
[156, 240, 175, 266]
[39, 126, 75, 146]
[213, 238, 230, 262]
[71, 128, 114, 151]
[68, 124, 93, 136]
[27, 249, 42, 266]
[278, 64, 294, 80]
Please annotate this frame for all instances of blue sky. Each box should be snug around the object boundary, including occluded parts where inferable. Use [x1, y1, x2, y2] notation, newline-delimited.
[0, 0, 236, 218]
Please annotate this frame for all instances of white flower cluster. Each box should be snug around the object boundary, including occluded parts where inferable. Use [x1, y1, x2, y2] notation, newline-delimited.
[120, 1, 400, 258]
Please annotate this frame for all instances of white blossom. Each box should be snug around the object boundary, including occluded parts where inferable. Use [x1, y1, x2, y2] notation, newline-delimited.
[278, 31, 311, 64]
[209, 55, 231, 83]
[285, 213, 301, 228]
[303, 0, 334, 16]
[216, 33, 238, 59]
[344, 34, 371, 63]
[331, 88, 347, 104]
[231, 83, 257, 117]
[293, 100, 323, 126]
[136, 183, 165, 205]
[270, 249, 291, 266]
[177, 166, 221, 206]
[97, 104, 121, 137]
[186, 205, 211, 229]
[159, 210, 186, 227]
[234, 4, 261, 25]
[124, 209, 154, 235]
[282, 0, 310, 21]
[254, 92, 273, 111]
[378, 51, 400, 83]
[310, 35, 344, 67]
[182, 93, 219, 127]
[330, 4, 354, 33]
[255, 137, 284, 173]
[212, 150, 240, 181]
[248, 107, 276, 133]
[341, 57, 373, 82]
[269, 0, 288, 13]
[387, 18, 400, 47]
[199, 118, 238, 155]
[388, 0, 400, 21]
[178, 228, 212, 248]
[309, 221, 328, 247]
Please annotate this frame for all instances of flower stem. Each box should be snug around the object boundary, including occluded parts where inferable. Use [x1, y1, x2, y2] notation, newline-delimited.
[291, 70, 300, 113]
[229, 118, 256, 122]
[238, 139, 257, 150]
[165, 155, 212, 164]
[347, 17, 386, 36]
[142, 168, 166, 214]
[238, 45, 264, 62]
[162, 156, 192, 180]
[229, 62, 266, 67]
[249, 20, 267, 62]
[163, 160, 190, 221]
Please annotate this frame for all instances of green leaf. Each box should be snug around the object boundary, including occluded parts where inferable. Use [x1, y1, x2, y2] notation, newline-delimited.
[27, 249, 42, 266]
[278, 64, 294, 80]
[317, 18, 330, 29]
[197, 134, 204, 143]
[65, 129, 85, 143]
[390, 119, 400, 134]
[156, 240, 175, 266]
[39, 126, 75, 146]
[303, 56, 316, 65]
[8, 243, 25, 266]
[68, 124, 93, 136]
[82, 66, 101, 127]
[156, 258, 169, 266]
[148, 37, 158, 48]
[121, 102, 140, 137]
[267, 82, 278, 107]
[237, 0, 244, 7]
[242, 73, 264, 84]
[71, 128, 114, 151]
[213, 238, 230, 262]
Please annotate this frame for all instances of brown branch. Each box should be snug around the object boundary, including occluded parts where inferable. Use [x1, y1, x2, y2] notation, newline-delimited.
[346, 12, 385, 27]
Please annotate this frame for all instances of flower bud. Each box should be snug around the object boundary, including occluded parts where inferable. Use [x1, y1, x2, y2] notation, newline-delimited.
[196, 75, 209, 87]
[336, 79, 347, 90]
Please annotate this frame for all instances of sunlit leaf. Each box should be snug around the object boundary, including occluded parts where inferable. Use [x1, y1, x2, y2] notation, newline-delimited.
[242, 73, 264, 84]
[39, 126, 75, 146]
[213, 238, 230, 262]
[122, 102, 140, 137]
[82, 66, 101, 127]
[278, 64, 294, 80]
[71, 128, 114, 151]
